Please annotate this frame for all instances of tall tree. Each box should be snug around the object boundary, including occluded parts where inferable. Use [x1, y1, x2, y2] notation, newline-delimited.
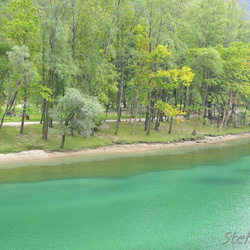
[50, 88, 103, 149]
[4, 0, 39, 48]
[38, 0, 76, 139]
[0, 45, 39, 132]
[217, 42, 250, 130]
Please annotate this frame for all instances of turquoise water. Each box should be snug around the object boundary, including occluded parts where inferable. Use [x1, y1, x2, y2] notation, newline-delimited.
[0, 139, 250, 249]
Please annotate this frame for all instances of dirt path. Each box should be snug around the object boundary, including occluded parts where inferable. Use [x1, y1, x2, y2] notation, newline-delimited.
[2, 119, 145, 126]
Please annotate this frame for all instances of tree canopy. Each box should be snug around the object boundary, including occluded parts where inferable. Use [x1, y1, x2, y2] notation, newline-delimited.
[1, 0, 250, 138]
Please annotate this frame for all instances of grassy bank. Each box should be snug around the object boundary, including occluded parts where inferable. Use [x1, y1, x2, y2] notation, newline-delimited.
[0, 118, 250, 154]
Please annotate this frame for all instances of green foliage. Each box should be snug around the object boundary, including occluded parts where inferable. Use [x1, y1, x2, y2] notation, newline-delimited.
[156, 101, 185, 118]
[6, 45, 39, 91]
[0, 41, 11, 105]
[0, 0, 250, 139]
[4, 0, 39, 48]
[49, 88, 104, 147]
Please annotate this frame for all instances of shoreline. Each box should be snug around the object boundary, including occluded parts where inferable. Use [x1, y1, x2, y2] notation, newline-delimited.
[0, 132, 250, 167]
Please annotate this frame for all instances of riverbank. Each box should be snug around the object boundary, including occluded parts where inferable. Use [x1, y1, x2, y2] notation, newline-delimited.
[1, 132, 250, 167]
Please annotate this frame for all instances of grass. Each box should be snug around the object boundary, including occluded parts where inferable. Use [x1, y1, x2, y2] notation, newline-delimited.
[1, 106, 42, 122]
[1, 106, 136, 123]
[0, 117, 249, 154]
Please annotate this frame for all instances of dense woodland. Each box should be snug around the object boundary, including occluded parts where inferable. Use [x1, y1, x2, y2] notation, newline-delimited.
[1, 0, 250, 143]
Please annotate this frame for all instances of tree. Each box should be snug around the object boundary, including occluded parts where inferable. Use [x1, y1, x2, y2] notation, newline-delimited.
[155, 100, 185, 134]
[4, 0, 39, 49]
[2, 0, 41, 133]
[186, 47, 223, 121]
[217, 42, 250, 130]
[49, 88, 103, 149]
[0, 45, 39, 133]
[180, 0, 228, 48]
[38, 0, 76, 140]
[0, 41, 11, 110]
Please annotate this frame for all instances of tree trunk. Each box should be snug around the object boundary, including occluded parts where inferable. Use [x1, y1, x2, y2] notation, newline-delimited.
[154, 108, 161, 130]
[104, 104, 110, 122]
[223, 93, 233, 129]
[60, 134, 66, 149]
[219, 109, 226, 131]
[114, 66, 124, 135]
[20, 95, 27, 134]
[40, 98, 46, 124]
[131, 99, 139, 135]
[207, 101, 212, 121]
[232, 96, 237, 128]
[224, 109, 232, 129]
[144, 105, 149, 131]
[146, 104, 152, 135]
[169, 117, 173, 134]
[0, 105, 10, 129]
[0, 85, 20, 129]
[42, 100, 49, 140]
[192, 112, 201, 136]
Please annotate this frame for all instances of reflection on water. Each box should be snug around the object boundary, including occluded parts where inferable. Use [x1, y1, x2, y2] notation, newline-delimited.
[0, 138, 250, 249]
[0, 138, 250, 184]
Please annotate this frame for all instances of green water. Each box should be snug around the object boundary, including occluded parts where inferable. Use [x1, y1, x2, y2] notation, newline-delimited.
[1, 139, 250, 250]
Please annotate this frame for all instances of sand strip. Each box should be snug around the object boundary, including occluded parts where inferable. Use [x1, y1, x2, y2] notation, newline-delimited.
[0, 133, 250, 167]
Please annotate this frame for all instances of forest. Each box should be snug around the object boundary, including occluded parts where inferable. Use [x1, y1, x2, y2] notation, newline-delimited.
[1, 0, 250, 149]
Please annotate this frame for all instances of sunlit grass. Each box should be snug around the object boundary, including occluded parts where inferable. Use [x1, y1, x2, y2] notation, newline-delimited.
[0, 113, 249, 154]
[1, 106, 42, 122]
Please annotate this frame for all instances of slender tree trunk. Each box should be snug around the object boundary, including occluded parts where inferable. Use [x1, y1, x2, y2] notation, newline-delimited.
[20, 96, 27, 134]
[20, 85, 28, 134]
[242, 110, 246, 126]
[192, 112, 201, 136]
[154, 108, 161, 131]
[131, 99, 139, 135]
[139, 104, 142, 122]
[104, 104, 109, 122]
[144, 105, 149, 131]
[0, 105, 10, 129]
[202, 82, 208, 117]
[185, 86, 190, 117]
[169, 117, 173, 134]
[42, 100, 49, 140]
[217, 106, 223, 127]
[219, 109, 226, 131]
[60, 134, 66, 149]
[146, 94, 153, 135]
[232, 96, 237, 128]
[39, 37, 46, 126]
[40, 99, 45, 124]
[146, 104, 152, 135]
[154, 89, 164, 130]
[0, 84, 20, 129]
[129, 102, 134, 124]
[203, 106, 207, 118]
[224, 109, 232, 129]
[223, 93, 233, 129]
[207, 101, 212, 122]
[115, 67, 124, 135]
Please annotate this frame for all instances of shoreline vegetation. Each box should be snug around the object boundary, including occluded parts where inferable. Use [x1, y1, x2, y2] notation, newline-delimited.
[1, 1, 250, 168]
[0, 118, 250, 169]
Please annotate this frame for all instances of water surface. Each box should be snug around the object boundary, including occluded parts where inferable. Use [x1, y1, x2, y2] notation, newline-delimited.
[0, 139, 250, 249]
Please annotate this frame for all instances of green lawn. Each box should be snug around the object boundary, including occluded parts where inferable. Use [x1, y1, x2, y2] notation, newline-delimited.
[1, 106, 42, 122]
[1, 106, 136, 123]
[0, 117, 249, 153]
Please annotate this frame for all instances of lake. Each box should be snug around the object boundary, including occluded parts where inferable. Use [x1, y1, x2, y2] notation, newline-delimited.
[0, 138, 250, 249]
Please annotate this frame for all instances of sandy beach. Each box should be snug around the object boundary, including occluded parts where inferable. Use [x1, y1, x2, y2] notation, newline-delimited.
[0, 132, 250, 167]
